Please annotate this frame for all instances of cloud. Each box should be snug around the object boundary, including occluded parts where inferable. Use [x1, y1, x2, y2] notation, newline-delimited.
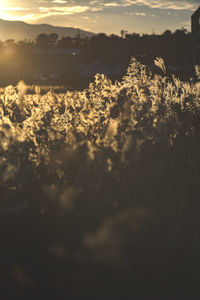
[51, 0, 66, 3]
[30, 0, 199, 11]
[3, 0, 199, 15]
[100, 0, 199, 10]
[39, 5, 89, 14]
[135, 12, 146, 16]
[104, 3, 121, 7]
[0, 7, 29, 11]
[32, 5, 90, 21]
[0, 0, 199, 33]
[0, 13, 34, 21]
[132, 0, 198, 10]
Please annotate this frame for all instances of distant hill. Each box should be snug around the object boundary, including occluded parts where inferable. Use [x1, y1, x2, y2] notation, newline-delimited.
[0, 19, 94, 41]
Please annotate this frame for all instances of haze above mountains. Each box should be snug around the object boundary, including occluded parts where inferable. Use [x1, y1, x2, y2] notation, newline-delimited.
[0, 19, 94, 41]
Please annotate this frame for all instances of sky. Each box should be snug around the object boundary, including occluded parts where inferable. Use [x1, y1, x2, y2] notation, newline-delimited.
[0, 0, 199, 35]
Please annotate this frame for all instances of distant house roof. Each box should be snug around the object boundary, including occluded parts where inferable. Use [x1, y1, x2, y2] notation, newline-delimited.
[192, 6, 200, 18]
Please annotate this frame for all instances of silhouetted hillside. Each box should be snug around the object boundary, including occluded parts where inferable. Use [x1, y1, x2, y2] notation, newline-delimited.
[0, 19, 94, 41]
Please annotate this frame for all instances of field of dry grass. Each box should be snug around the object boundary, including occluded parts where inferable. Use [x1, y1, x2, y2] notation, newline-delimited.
[0, 58, 200, 298]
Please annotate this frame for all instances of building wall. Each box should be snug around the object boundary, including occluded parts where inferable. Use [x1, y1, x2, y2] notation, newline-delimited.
[192, 7, 200, 65]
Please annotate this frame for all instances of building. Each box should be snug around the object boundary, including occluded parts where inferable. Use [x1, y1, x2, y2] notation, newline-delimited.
[191, 6, 200, 65]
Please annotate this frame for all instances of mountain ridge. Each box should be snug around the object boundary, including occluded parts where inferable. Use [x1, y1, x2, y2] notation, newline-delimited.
[0, 19, 94, 41]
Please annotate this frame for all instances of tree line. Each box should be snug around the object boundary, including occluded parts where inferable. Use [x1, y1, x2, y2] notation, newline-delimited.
[0, 28, 194, 87]
[0, 28, 193, 64]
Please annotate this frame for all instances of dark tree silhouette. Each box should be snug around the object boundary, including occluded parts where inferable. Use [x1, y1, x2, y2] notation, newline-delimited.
[48, 33, 59, 47]
[35, 33, 49, 48]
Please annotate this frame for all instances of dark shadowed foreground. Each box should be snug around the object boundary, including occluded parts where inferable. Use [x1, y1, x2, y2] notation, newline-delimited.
[0, 59, 200, 299]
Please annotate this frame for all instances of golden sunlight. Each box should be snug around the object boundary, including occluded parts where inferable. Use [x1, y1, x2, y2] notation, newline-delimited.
[0, 14, 34, 21]
[0, 0, 31, 21]
[0, 0, 13, 11]
[0, 0, 6, 9]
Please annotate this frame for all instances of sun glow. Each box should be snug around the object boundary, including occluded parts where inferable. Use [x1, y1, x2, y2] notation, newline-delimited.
[0, 0, 31, 21]
[0, 2, 32, 21]
[0, 0, 9, 10]
[0, 13, 34, 21]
